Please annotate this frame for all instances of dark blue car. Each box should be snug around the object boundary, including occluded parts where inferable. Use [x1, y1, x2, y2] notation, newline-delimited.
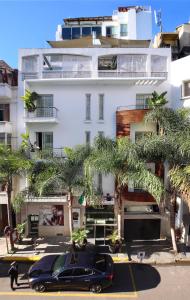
[28, 252, 114, 293]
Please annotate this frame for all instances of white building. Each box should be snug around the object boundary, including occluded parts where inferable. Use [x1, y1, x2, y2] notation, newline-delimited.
[0, 60, 18, 234]
[17, 40, 171, 239]
[56, 6, 152, 42]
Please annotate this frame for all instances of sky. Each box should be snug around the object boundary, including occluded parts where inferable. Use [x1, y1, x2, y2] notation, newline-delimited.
[0, 0, 190, 68]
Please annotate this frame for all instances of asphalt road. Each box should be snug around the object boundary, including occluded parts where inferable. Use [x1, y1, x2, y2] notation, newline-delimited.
[0, 261, 189, 300]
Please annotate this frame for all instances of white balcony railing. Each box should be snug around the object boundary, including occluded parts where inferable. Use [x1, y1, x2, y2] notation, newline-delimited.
[0, 121, 12, 133]
[42, 70, 92, 79]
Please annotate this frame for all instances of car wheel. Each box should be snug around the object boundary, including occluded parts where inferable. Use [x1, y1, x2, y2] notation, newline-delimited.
[90, 284, 102, 293]
[34, 283, 46, 293]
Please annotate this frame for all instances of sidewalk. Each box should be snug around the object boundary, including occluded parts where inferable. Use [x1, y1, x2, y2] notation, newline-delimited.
[1, 236, 190, 265]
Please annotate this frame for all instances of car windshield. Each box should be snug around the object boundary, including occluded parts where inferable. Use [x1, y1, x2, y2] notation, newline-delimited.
[52, 255, 66, 274]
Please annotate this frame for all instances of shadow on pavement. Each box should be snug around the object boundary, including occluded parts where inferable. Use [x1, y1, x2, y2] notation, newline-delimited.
[0, 261, 161, 294]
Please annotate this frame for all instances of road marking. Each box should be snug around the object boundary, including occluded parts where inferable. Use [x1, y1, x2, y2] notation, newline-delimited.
[129, 265, 138, 297]
[0, 291, 137, 298]
[1, 257, 129, 263]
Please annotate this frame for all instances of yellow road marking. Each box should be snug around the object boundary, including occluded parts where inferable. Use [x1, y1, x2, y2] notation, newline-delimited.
[2, 256, 129, 263]
[129, 265, 138, 297]
[0, 291, 137, 298]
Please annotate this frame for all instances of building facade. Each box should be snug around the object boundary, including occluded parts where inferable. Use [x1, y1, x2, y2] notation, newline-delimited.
[0, 60, 18, 234]
[17, 41, 171, 240]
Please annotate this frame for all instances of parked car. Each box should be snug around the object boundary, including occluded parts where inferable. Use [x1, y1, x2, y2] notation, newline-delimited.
[28, 252, 114, 293]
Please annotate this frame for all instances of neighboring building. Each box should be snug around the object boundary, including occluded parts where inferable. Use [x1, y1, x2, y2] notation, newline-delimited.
[17, 40, 171, 240]
[0, 60, 18, 234]
[56, 6, 152, 42]
[154, 22, 190, 60]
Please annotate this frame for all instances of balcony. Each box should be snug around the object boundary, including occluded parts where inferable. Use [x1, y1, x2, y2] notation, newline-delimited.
[0, 83, 12, 99]
[30, 148, 65, 159]
[42, 70, 92, 79]
[0, 121, 12, 133]
[24, 107, 58, 123]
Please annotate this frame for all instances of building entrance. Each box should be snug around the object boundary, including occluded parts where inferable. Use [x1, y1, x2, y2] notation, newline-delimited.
[85, 206, 116, 244]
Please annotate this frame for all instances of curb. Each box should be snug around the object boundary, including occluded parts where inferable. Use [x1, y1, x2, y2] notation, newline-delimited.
[0, 255, 129, 263]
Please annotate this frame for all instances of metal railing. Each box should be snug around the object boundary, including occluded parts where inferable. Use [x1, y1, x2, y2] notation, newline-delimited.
[117, 104, 150, 111]
[25, 107, 58, 119]
[151, 72, 168, 78]
[42, 70, 92, 79]
[22, 72, 39, 80]
[98, 71, 148, 78]
[30, 147, 65, 158]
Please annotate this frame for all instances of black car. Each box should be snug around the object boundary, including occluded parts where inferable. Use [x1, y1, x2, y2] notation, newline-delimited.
[28, 252, 114, 293]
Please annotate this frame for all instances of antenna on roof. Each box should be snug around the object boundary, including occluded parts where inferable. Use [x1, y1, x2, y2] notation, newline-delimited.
[154, 9, 163, 32]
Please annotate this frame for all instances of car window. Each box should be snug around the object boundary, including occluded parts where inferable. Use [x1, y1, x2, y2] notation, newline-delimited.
[58, 269, 73, 278]
[53, 255, 67, 273]
[94, 255, 106, 272]
[72, 268, 94, 277]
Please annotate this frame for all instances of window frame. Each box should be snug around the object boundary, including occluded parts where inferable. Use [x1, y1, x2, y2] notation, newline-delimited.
[182, 80, 190, 98]
[85, 94, 91, 121]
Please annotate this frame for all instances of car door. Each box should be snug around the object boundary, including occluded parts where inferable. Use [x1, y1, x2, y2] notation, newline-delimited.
[55, 269, 73, 290]
[72, 268, 94, 291]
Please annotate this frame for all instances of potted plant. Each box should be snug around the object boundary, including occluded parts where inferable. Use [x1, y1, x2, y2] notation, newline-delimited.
[16, 222, 26, 243]
[108, 230, 122, 254]
[71, 228, 88, 251]
[21, 89, 40, 112]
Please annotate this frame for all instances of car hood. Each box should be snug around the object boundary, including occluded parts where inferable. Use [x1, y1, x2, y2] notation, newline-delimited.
[29, 255, 59, 275]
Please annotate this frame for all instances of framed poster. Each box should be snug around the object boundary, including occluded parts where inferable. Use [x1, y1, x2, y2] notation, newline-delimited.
[39, 205, 64, 226]
[72, 208, 80, 228]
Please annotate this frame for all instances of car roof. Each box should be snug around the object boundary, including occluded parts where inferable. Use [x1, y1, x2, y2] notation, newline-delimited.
[64, 252, 97, 269]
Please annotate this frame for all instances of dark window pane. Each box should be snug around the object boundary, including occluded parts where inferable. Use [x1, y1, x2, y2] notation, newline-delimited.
[82, 27, 91, 37]
[72, 27, 80, 39]
[92, 27, 101, 37]
[73, 268, 86, 276]
[62, 28, 72, 40]
[58, 269, 73, 277]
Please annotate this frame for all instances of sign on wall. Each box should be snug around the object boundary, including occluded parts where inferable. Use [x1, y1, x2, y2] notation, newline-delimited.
[72, 208, 80, 228]
[39, 205, 64, 226]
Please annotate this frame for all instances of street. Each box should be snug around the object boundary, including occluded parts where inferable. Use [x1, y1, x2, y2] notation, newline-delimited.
[0, 261, 189, 299]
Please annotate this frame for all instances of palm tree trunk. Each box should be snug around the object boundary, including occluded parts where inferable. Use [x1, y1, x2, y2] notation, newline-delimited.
[68, 191, 73, 238]
[170, 194, 178, 253]
[7, 181, 13, 228]
[117, 189, 122, 239]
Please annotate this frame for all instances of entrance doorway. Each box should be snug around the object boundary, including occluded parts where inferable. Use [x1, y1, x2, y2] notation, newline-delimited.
[124, 219, 161, 241]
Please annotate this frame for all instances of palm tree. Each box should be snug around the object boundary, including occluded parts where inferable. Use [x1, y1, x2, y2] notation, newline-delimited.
[138, 107, 190, 252]
[0, 146, 31, 249]
[85, 135, 164, 239]
[32, 145, 91, 236]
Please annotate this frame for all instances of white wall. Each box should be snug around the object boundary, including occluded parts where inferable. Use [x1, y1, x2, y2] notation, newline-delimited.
[171, 55, 190, 109]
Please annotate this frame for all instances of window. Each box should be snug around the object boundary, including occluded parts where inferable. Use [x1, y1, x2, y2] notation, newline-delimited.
[106, 26, 116, 37]
[85, 94, 91, 120]
[72, 27, 80, 39]
[120, 24, 128, 36]
[62, 28, 72, 40]
[22, 56, 38, 72]
[0, 133, 5, 144]
[0, 104, 10, 121]
[92, 26, 101, 37]
[99, 94, 104, 120]
[58, 269, 73, 278]
[72, 268, 93, 277]
[85, 131, 91, 145]
[136, 94, 151, 109]
[36, 95, 53, 117]
[82, 27, 91, 37]
[36, 132, 53, 150]
[183, 81, 190, 97]
[98, 131, 104, 137]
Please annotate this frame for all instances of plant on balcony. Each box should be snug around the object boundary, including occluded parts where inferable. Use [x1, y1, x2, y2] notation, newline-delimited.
[107, 230, 122, 253]
[21, 89, 40, 112]
[71, 228, 88, 251]
[147, 91, 168, 109]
